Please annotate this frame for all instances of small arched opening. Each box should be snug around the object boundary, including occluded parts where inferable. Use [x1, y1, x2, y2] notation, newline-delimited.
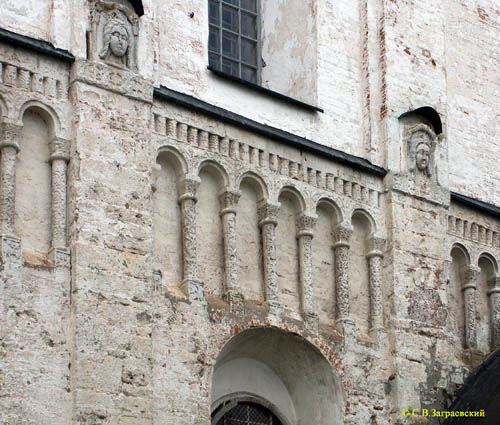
[211, 327, 344, 425]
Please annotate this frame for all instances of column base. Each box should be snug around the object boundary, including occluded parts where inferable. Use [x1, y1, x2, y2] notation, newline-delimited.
[226, 290, 244, 315]
[335, 317, 356, 341]
[0, 234, 21, 272]
[266, 299, 282, 317]
[369, 326, 387, 343]
[303, 311, 319, 335]
[462, 348, 485, 368]
[49, 246, 70, 269]
[180, 279, 206, 305]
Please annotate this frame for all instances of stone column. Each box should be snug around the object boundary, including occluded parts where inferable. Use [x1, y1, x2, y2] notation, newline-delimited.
[0, 122, 21, 236]
[367, 236, 385, 337]
[49, 137, 70, 249]
[178, 174, 204, 303]
[258, 200, 281, 315]
[296, 213, 318, 332]
[488, 276, 500, 350]
[219, 190, 243, 313]
[332, 224, 354, 335]
[0, 122, 22, 272]
[461, 265, 480, 350]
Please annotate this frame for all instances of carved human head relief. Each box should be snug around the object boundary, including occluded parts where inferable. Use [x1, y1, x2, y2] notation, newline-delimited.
[100, 12, 130, 60]
[407, 124, 436, 177]
[90, 1, 139, 71]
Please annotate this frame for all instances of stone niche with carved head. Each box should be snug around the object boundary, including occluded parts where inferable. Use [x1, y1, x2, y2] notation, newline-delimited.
[407, 123, 436, 179]
[89, 0, 139, 71]
[392, 107, 448, 204]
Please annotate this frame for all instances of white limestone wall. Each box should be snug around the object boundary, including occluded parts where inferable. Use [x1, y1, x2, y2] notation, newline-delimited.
[445, 0, 500, 205]
[1, 1, 499, 205]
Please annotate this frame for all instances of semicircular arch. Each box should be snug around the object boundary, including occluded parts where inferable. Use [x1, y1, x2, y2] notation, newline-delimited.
[211, 327, 344, 425]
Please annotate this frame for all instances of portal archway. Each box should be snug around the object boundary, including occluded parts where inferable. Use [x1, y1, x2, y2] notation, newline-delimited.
[211, 328, 344, 425]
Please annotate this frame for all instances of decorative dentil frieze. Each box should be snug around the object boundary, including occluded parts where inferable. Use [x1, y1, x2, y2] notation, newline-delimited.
[447, 214, 500, 249]
[152, 113, 382, 209]
[0, 61, 68, 99]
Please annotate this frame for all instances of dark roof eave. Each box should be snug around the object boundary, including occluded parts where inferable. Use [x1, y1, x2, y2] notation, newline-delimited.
[153, 85, 387, 177]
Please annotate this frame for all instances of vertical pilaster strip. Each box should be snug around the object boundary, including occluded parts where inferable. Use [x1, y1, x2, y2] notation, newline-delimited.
[219, 190, 243, 313]
[367, 236, 385, 335]
[258, 201, 281, 315]
[462, 265, 480, 349]
[178, 174, 204, 303]
[488, 276, 500, 350]
[296, 214, 318, 332]
[0, 122, 21, 236]
[332, 225, 353, 323]
[49, 137, 70, 249]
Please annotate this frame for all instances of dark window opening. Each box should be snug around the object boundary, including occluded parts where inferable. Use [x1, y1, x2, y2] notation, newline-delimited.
[212, 401, 283, 425]
[208, 0, 261, 84]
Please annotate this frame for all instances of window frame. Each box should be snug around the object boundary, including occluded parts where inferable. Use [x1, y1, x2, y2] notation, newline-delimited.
[208, 0, 262, 85]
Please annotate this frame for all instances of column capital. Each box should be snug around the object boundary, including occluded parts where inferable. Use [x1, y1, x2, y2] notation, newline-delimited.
[332, 224, 353, 248]
[0, 121, 22, 152]
[178, 174, 201, 202]
[488, 275, 500, 295]
[219, 190, 241, 215]
[258, 200, 280, 227]
[461, 265, 481, 290]
[367, 236, 385, 258]
[296, 213, 317, 238]
[49, 136, 71, 162]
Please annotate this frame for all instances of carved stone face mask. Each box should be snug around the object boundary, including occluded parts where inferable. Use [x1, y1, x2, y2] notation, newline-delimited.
[416, 142, 430, 171]
[109, 25, 129, 57]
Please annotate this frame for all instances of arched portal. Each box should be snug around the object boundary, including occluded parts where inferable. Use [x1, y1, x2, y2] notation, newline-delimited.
[211, 328, 344, 425]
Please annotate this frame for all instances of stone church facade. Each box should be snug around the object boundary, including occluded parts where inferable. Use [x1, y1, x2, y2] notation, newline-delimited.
[0, 1, 499, 424]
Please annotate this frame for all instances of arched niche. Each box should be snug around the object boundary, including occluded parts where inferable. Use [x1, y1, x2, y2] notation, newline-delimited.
[314, 199, 342, 323]
[16, 106, 54, 256]
[448, 244, 470, 345]
[237, 173, 267, 302]
[477, 254, 498, 352]
[399, 106, 443, 135]
[277, 187, 305, 317]
[211, 328, 344, 425]
[349, 210, 375, 333]
[123, 0, 144, 16]
[197, 160, 228, 297]
[152, 149, 186, 287]
[19, 101, 59, 139]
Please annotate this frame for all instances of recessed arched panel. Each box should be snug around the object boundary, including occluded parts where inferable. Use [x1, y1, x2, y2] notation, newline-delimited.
[153, 151, 183, 287]
[349, 211, 373, 333]
[237, 176, 264, 302]
[477, 254, 497, 352]
[198, 159, 230, 188]
[19, 101, 59, 139]
[16, 107, 52, 256]
[198, 165, 225, 297]
[277, 189, 303, 317]
[237, 171, 268, 200]
[448, 243, 470, 346]
[313, 199, 341, 323]
[212, 328, 344, 425]
[156, 146, 188, 177]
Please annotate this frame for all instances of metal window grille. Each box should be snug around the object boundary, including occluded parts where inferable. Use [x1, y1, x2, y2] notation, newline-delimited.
[213, 401, 283, 425]
[208, 0, 262, 84]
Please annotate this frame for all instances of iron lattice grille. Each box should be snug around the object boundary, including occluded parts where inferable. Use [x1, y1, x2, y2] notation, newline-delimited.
[214, 402, 283, 425]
